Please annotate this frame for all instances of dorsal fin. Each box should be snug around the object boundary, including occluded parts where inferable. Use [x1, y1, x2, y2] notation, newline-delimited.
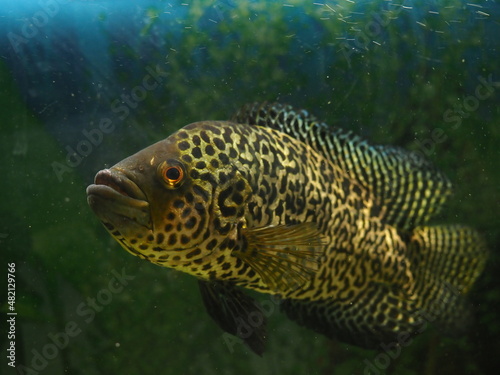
[232, 102, 452, 230]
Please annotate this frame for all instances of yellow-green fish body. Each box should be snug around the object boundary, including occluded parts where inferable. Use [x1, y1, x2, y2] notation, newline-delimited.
[87, 103, 487, 353]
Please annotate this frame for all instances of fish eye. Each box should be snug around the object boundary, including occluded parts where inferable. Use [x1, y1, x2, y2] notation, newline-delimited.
[157, 160, 185, 189]
[166, 167, 181, 180]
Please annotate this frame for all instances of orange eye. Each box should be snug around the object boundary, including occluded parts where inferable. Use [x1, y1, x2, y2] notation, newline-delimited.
[158, 161, 185, 189]
[165, 166, 182, 181]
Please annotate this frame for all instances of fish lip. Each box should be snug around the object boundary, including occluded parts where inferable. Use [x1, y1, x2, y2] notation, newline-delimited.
[86, 168, 151, 229]
[92, 168, 147, 201]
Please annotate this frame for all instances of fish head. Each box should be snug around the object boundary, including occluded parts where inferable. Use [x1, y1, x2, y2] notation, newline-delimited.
[86, 121, 253, 272]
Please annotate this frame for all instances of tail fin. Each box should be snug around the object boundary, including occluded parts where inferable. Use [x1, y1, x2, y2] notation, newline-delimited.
[409, 225, 488, 331]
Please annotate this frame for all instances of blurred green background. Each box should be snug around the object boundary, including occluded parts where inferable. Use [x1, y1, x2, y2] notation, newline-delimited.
[1, 1, 499, 374]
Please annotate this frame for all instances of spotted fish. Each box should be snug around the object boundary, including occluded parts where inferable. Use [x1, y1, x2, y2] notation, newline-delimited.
[86, 102, 488, 355]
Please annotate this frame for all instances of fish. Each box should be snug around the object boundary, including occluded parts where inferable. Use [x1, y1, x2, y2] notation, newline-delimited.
[86, 102, 488, 355]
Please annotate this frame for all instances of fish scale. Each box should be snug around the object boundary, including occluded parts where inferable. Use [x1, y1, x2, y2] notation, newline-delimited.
[87, 102, 488, 355]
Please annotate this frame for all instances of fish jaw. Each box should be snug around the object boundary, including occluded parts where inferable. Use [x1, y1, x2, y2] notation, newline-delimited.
[86, 168, 152, 235]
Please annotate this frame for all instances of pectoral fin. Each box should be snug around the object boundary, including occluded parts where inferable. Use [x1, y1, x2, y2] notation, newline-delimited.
[236, 222, 325, 294]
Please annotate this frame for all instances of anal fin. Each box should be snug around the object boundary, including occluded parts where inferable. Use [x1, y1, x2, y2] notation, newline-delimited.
[281, 283, 422, 349]
[281, 225, 489, 348]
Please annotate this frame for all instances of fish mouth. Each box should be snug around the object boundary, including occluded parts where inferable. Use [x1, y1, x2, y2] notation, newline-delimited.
[86, 168, 151, 230]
